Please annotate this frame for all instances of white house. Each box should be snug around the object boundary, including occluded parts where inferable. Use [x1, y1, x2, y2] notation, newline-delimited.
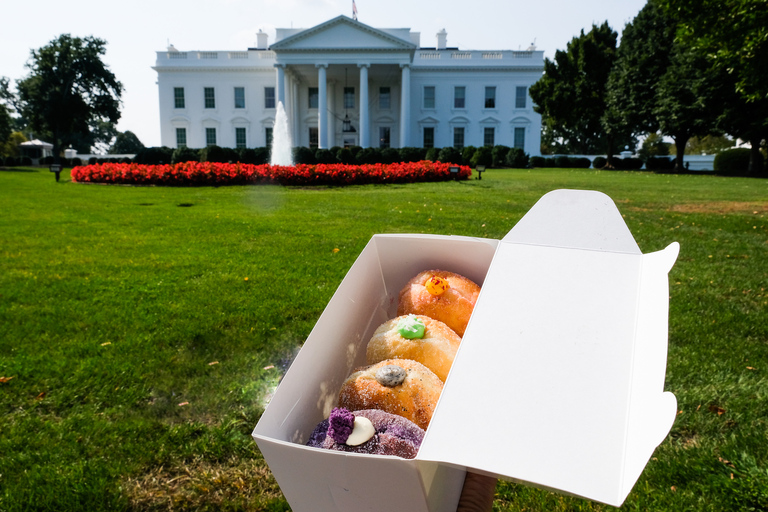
[154, 15, 543, 155]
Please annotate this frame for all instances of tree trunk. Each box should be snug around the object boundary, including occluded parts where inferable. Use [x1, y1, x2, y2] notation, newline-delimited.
[605, 135, 616, 169]
[748, 138, 765, 176]
[673, 135, 688, 172]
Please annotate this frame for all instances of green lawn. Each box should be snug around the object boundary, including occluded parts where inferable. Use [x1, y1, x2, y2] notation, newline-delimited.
[1, 166, 766, 511]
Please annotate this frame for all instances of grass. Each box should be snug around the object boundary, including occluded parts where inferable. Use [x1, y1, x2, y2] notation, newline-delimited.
[1, 166, 766, 511]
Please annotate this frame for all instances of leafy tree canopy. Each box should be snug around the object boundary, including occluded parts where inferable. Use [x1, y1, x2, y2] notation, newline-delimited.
[16, 34, 122, 158]
[109, 130, 145, 154]
[530, 22, 633, 155]
[657, 0, 768, 103]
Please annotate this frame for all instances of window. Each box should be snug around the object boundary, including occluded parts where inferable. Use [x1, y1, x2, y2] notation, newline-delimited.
[309, 127, 318, 149]
[235, 127, 246, 148]
[453, 127, 465, 149]
[485, 87, 496, 109]
[266, 127, 273, 148]
[174, 87, 185, 109]
[265, 87, 275, 109]
[344, 87, 355, 109]
[234, 87, 245, 109]
[379, 87, 391, 109]
[454, 86, 466, 109]
[515, 86, 527, 109]
[484, 127, 495, 147]
[204, 87, 215, 109]
[379, 127, 391, 148]
[205, 127, 217, 146]
[423, 127, 434, 148]
[423, 86, 435, 109]
[175, 127, 187, 147]
[308, 87, 319, 109]
[514, 127, 526, 149]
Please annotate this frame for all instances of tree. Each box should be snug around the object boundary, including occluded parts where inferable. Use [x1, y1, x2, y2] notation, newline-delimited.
[603, 2, 676, 139]
[16, 34, 122, 160]
[108, 130, 145, 154]
[658, 0, 767, 104]
[654, 45, 725, 170]
[530, 22, 632, 157]
[0, 78, 15, 153]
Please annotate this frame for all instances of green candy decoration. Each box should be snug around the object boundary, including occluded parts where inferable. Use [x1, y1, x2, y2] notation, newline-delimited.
[397, 314, 426, 339]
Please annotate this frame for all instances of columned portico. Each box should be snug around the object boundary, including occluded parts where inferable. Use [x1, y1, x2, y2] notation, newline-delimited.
[358, 63, 370, 148]
[400, 64, 411, 147]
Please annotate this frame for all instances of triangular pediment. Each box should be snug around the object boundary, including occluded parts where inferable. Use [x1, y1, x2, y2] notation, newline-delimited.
[271, 15, 416, 52]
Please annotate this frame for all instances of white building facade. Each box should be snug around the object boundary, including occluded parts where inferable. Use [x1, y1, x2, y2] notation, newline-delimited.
[154, 15, 543, 155]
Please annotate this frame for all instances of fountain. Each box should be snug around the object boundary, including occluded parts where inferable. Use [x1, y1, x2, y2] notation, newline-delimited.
[270, 101, 294, 166]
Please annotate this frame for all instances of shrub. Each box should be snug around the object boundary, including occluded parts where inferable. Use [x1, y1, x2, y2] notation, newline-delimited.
[349, 146, 362, 158]
[88, 157, 98, 165]
[554, 155, 571, 168]
[592, 156, 607, 169]
[42, 156, 55, 165]
[505, 148, 529, 168]
[70, 158, 82, 167]
[172, 146, 200, 164]
[425, 148, 439, 162]
[292, 146, 316, 165]
[134, 146, 174, 165]
[252, 147, 270, 165]
[21, 156, 32, 166]
[615, 157, 643, 170]
[399, 147, 426, 163]
[492, 145, 511, 168]
[235, 148, 257, 165]
[714, 148, 753, 175]
[461, 146, 477, 166]
[200, 145, 239, 163]
[570, 157, 592, 168]
[470, 146, 493, 168]
[380, 147, 401, 164]
[437, 147, 462, 165]
[355, 147, 379, 165]
[529, 156, 546, 168]
[314, 148, 338, 164]
[336, 147, 355, 164]
[645, 156, 674, 171]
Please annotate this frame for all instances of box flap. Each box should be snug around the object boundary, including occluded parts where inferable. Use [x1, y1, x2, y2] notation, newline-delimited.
[503, 189, 641, 254]
[418, 190, 675, 507]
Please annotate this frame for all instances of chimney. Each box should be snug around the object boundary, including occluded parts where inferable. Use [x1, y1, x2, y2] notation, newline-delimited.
[436, 29, 447, 50]
[256, 29, 269, 50]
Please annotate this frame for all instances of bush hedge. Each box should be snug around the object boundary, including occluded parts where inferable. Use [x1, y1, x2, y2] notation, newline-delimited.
[645, 156, 674, 171]
[592, 156, 607, 169]
[714, 148, 753, 175]
[505, 148, 529, 168]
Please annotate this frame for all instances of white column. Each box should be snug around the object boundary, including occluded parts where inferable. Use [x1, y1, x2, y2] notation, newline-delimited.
[400, 64, 411, 148]
[358, 63, 369, 148]
[327, 81, 336, 148]
[317, 64, 328, 149]
[276, 64, 286, 106]
[292, 79, 300, 147]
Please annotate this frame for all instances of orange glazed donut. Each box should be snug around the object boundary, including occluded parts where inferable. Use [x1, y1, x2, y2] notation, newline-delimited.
[366, 314, 462, 382]
[338, 359, 443, 430]
[397, 269, 481, 337]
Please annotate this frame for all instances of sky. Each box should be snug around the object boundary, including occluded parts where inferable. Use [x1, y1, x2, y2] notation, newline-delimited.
[1, 0, 648, 149]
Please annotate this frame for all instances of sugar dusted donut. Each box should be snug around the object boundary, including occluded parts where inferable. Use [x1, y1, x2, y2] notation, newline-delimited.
[397, 269, 481, 337]
[366, 314, 461, 382]
[338, 359, 443, 430]
[306, 407, 425, 459]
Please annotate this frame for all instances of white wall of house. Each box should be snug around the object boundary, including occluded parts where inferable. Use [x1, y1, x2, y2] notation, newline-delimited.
[154, 16, 544, 156]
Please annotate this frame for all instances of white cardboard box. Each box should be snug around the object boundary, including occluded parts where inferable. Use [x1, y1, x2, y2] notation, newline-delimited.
[252, 189, 679, 511]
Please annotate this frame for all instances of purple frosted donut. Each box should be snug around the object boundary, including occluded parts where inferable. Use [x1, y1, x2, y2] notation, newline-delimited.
[306, 408, 425, 459]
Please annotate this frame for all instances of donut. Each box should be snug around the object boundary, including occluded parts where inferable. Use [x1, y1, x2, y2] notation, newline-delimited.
[338, 359, 443, 430]
[306, 407, 425, 459]
[397, 269, 481, 337]
[366, 314, 462, 382]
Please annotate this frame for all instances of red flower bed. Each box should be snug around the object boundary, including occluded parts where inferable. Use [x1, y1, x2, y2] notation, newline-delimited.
[70, 161, 471, 186]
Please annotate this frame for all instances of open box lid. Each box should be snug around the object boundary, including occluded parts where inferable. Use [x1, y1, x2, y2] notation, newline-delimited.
[417, 190, 678, 506]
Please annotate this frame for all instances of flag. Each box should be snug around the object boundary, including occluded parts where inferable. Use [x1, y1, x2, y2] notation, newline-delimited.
[352, 0, 358, 20]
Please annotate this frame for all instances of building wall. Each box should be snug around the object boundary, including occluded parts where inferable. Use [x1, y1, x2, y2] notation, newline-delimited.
[154, 22, 544, 156]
